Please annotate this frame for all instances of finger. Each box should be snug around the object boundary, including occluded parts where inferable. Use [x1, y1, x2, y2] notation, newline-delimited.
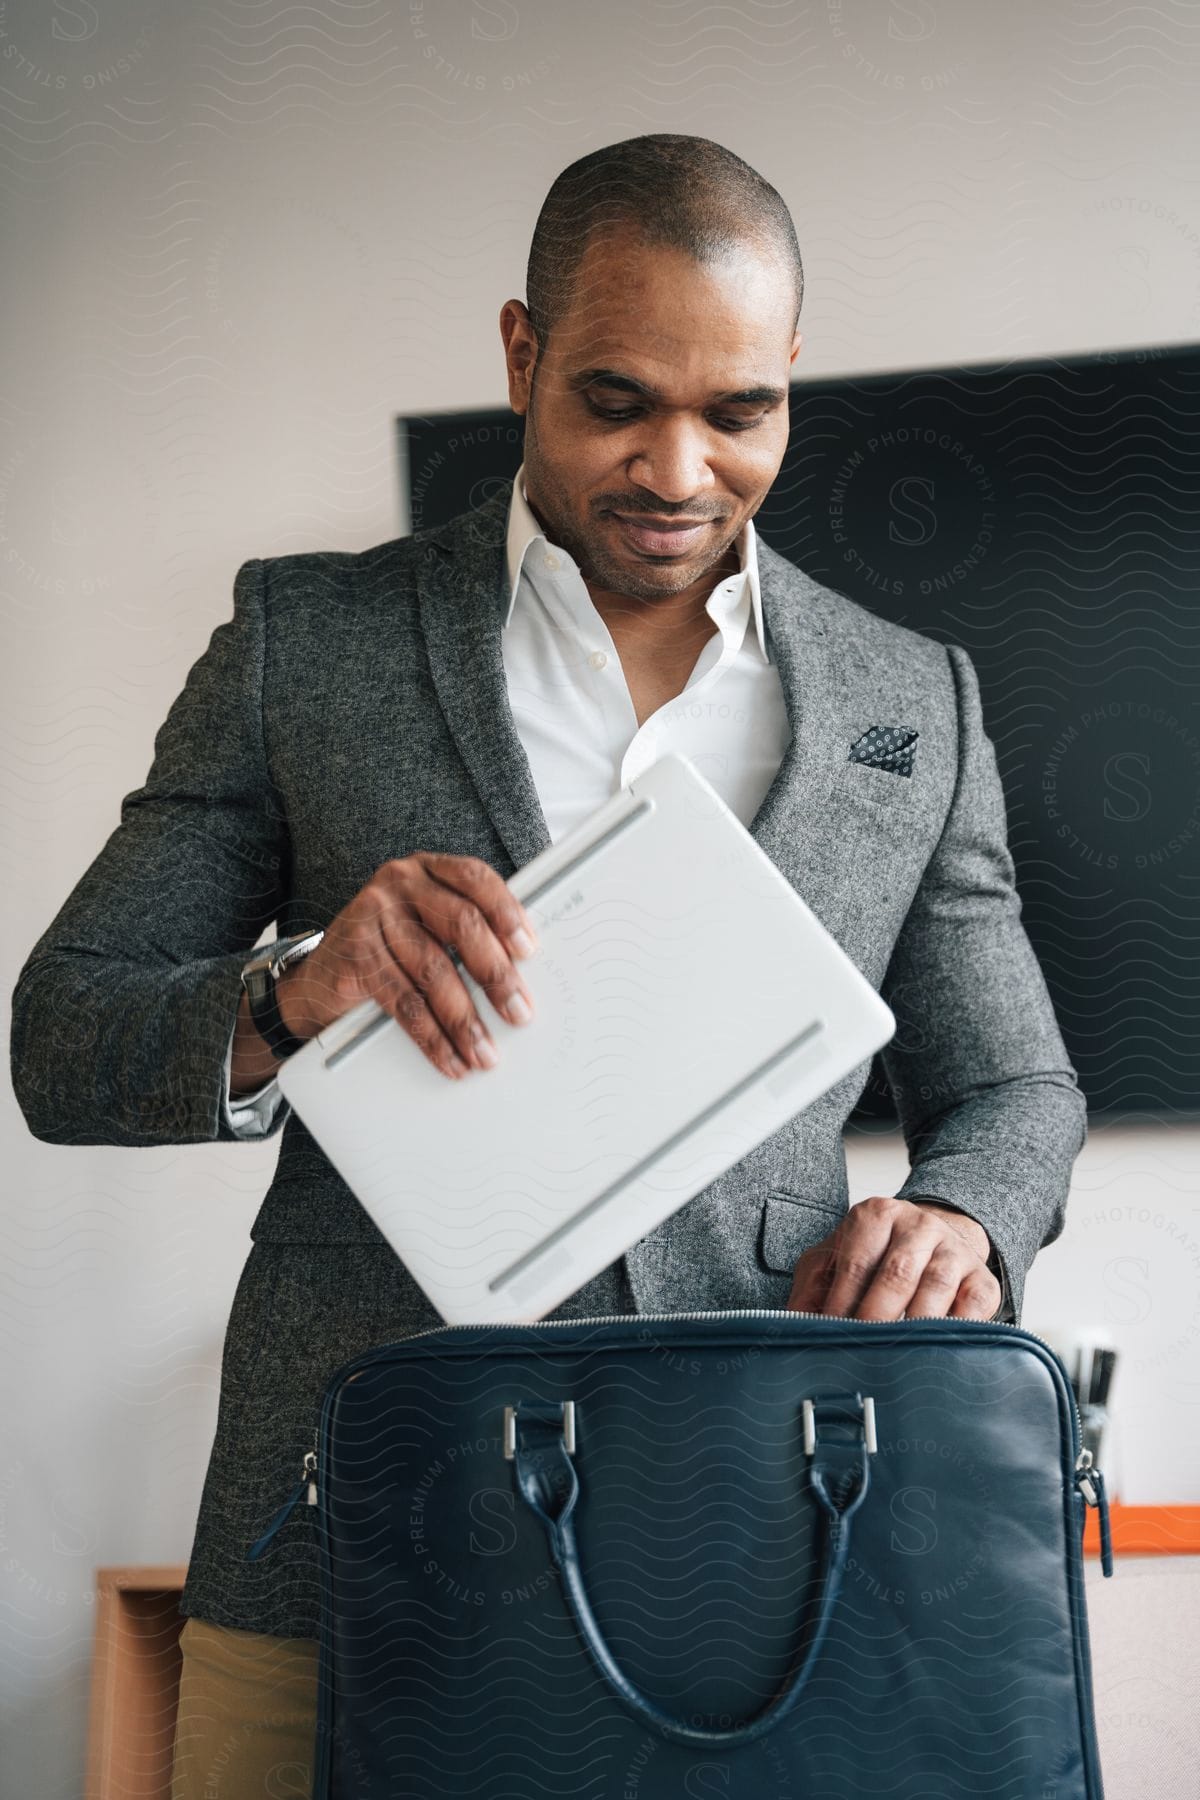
[410, 861, 537, 1030]
[375, 907, 481, 1080]
[946, 1267, 1003, 1322]
[390, 905, 505, 1069]
[877, 1238, 971, 1324]
[906, 1224, 1000, 1324]
[786, 1242, 837, 1313]
[417, 852, 540, 960]
[839, 1215, 952, 1321]
[817, 1212, 905, 1319]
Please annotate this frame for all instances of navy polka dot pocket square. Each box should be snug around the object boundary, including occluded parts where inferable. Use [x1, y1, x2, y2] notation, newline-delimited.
[848, 723, 920, 778]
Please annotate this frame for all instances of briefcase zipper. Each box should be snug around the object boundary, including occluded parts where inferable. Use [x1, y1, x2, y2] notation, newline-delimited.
[393, 1307, 1089, 1449]
[391, 1308, 1099, 1529]
[245, 1450, 318, 1562]
[1072, 1446, 1113, 1576]
[248, 1311, 1104, 1566]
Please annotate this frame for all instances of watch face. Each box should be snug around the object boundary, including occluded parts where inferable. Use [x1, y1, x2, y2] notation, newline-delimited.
[276, 931, 322, 973]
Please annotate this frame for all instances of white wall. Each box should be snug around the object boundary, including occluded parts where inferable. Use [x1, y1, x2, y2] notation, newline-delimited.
[4, 2, 1199, 1794]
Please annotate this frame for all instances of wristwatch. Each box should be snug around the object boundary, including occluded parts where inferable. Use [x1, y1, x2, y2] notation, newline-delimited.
[241, 930, 325, 1059]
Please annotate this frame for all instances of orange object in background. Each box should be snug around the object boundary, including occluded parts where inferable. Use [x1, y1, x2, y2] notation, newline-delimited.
[1083, 1505, 1200, 1557]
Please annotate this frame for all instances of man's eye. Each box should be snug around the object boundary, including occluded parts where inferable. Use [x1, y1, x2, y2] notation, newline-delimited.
[587, 401, 764, 433]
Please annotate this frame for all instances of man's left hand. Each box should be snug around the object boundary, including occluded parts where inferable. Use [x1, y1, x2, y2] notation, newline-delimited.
[785, 1196, 1001, 1321]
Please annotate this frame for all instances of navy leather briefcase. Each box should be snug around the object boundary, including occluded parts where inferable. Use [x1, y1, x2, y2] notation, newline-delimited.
[249, 1308, 1114, 1799]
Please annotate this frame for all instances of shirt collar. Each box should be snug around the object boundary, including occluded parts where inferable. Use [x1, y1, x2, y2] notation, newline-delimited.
[503, 463, 769, 662]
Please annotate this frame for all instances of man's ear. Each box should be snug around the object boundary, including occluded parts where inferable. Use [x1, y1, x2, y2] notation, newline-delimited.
[500, 299, 538, 417]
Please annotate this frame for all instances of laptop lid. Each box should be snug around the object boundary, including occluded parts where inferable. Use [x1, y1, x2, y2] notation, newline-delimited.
[275, 752, 895, 1323]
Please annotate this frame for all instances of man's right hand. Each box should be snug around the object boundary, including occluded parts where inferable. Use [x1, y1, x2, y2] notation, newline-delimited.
[276, 853, 539, 1081]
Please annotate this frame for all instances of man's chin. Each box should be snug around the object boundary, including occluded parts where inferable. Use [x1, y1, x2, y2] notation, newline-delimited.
[588, 563, 701, 601]
[583, 540, 718, 597]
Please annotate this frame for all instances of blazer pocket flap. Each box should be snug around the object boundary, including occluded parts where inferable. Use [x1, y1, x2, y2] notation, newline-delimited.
[758, 1192, 843, 1274]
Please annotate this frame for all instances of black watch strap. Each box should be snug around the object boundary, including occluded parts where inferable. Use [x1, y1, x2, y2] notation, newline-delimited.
[247, 970, 308, 1059]
[243, 932, 323, 1060]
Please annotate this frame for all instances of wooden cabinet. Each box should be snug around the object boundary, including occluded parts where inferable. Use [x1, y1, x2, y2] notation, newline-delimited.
[85, 1566, 188, 1800]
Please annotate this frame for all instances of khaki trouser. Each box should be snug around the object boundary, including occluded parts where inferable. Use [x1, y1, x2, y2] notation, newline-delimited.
[170, 1617, 320, 1799]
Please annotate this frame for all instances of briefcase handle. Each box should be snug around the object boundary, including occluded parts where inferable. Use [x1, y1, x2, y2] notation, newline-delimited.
[510, 1393, 873, 1749]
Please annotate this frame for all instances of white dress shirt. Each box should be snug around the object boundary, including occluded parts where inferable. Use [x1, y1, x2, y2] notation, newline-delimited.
[222, 464, 791, 1137]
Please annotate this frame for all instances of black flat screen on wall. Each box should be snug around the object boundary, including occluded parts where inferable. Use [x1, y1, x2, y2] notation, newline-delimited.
[400, 343, 1200, 1121]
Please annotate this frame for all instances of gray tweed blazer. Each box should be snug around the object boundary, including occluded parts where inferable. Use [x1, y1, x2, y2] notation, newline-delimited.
[10, 478, 1087, 1637]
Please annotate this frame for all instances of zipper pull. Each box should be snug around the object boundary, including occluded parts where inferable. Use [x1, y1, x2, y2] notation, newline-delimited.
[246, 1450, 318, 1562]
[1074, 1448, 1113, 1577]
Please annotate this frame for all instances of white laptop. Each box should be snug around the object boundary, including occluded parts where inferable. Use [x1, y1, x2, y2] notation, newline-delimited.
[275, 752, 895, 1324]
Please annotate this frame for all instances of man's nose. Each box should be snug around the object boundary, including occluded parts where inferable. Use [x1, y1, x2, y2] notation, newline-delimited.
[626, 417, 718, 506]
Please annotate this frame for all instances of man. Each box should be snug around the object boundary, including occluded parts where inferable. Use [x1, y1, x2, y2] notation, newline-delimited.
[10, 135, 1087, 1796]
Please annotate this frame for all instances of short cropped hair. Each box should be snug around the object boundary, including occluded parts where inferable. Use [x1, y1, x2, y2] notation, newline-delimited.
[525, 134, 803, 350]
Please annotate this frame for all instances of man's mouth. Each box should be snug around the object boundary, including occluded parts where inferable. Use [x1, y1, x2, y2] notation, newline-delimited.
[607, 512, 716, 556]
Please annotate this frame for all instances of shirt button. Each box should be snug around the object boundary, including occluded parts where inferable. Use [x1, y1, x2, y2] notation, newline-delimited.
[588, 650, 608, 670]
[544, 553, 559, 571]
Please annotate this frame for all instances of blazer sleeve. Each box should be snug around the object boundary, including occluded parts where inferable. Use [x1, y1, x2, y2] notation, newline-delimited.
[10, 557, 296, 1147]
[881, 641, 1088, 1323]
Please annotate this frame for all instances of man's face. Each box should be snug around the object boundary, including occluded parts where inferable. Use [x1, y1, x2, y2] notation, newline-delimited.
[501, 227, 802, 602]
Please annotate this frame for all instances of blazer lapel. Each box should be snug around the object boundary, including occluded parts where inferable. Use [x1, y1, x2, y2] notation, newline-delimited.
[743, 541, 856, 901]
[417, 482, 553, 877]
